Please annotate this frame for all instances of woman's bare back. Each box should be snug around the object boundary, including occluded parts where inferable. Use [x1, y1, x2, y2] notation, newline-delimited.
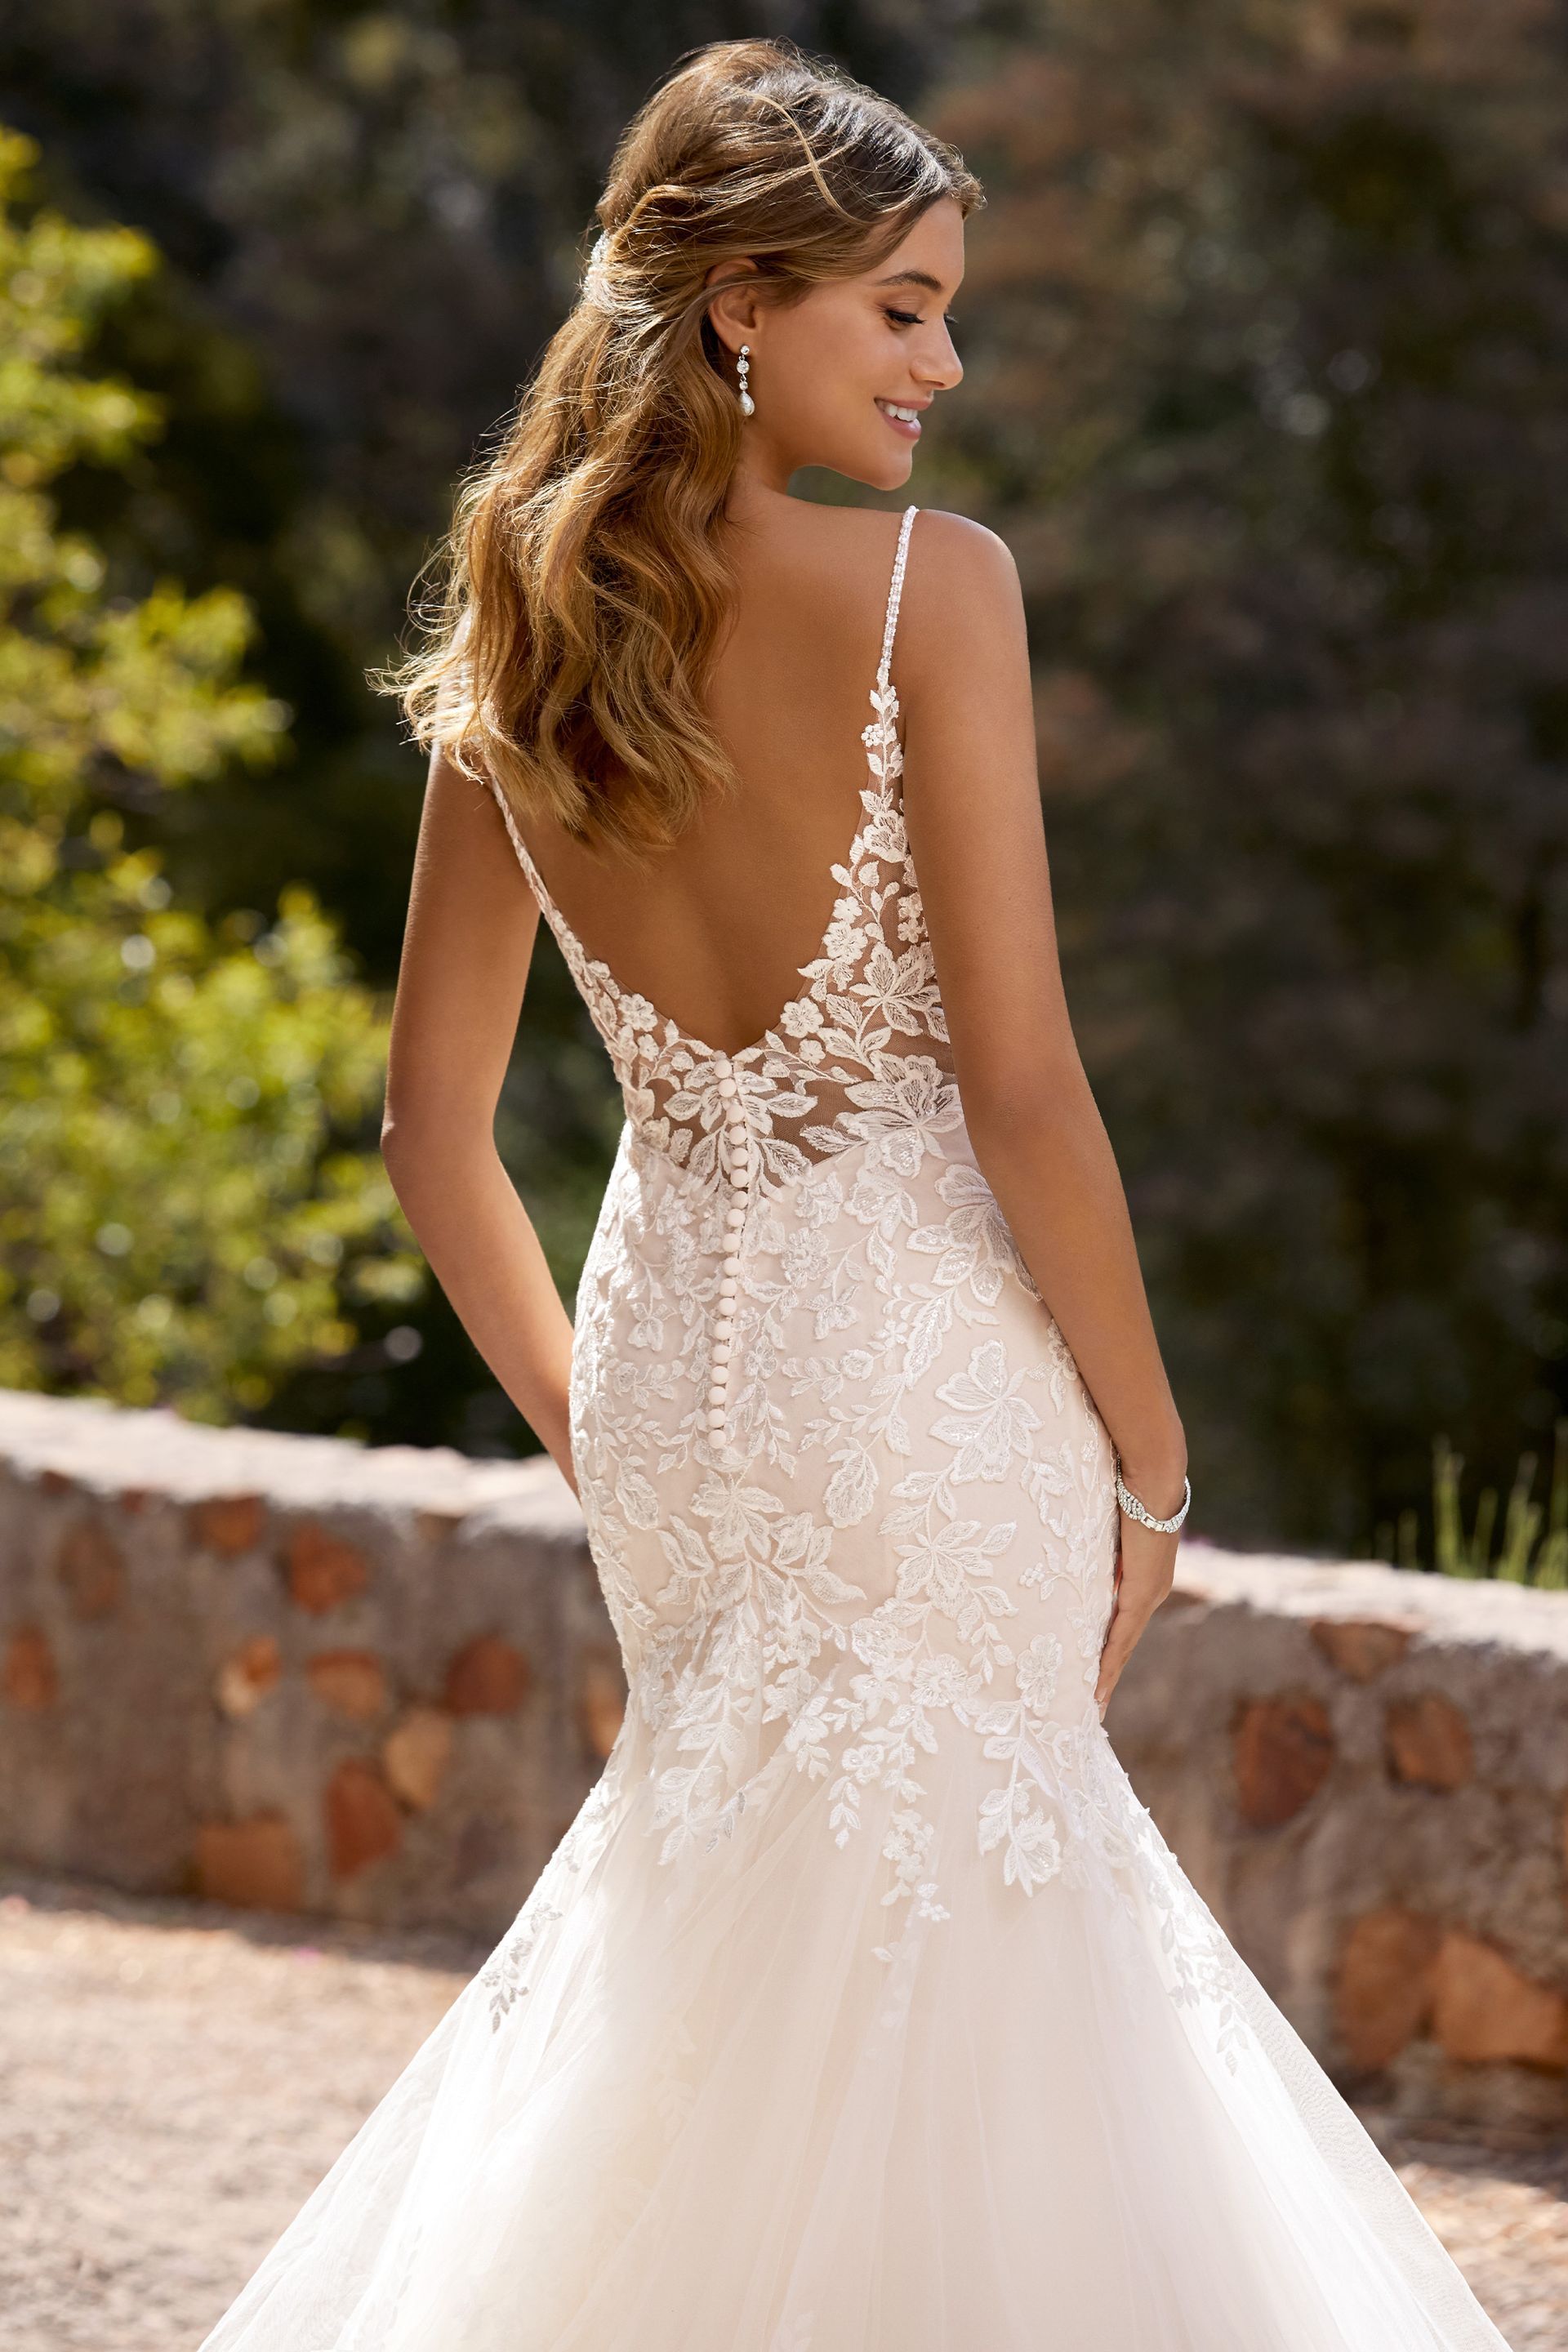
[505, 498, 912, 1058]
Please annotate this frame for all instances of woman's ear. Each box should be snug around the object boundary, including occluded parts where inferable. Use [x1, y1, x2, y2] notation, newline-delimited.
[703, 259, 763, 357]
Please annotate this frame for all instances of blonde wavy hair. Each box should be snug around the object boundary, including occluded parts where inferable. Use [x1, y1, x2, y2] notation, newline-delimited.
[378, 38, 981, 860]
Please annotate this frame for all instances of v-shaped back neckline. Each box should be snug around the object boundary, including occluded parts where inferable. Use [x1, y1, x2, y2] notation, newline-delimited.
[488, 506, 920, 1070]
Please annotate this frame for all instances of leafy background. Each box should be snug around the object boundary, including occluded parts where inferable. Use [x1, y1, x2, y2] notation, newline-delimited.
[1, 1, 1564, 1560]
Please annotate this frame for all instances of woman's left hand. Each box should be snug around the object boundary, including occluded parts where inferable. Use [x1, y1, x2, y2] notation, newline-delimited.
[1094, 1509, 1179, 1718]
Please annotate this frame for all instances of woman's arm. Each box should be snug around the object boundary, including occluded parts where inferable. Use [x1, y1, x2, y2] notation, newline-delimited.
[898, 513, 1186, 1708]
[381, 746, 578, 1490]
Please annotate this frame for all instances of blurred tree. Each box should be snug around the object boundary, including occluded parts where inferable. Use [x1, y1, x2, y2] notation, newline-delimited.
[0, 127, 422, 1421]
[0, 4, 940, 1454]
[931, 0, 1568, 1549]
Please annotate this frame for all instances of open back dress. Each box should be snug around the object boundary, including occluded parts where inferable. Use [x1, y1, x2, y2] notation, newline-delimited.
[199, 506, 1515, 2351]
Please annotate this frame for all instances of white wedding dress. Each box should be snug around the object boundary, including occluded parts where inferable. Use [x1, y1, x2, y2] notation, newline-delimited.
[200, 508, 1515, 2350]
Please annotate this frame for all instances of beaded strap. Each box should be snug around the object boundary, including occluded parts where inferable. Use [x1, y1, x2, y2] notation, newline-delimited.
[877, 506, 918, 690]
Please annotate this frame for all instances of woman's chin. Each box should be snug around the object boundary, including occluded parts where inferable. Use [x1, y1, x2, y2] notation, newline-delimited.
[824, 443, 916, 493]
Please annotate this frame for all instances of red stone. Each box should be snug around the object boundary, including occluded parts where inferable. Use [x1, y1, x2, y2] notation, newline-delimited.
[3, 1624, 59, 1712]
[286, 1522, 370, 1614]
[188, 1494, 265, 1557]
[53, 1519, 125, 1620]
[1232, 1693, 1335, 1828]
[444, 1633, 530, 1716]
[214, 1634, 283, 1719]
[194, 1815, 305, 1913]
[382, 1707, 454, 1810]
[577, 1649, 626, 1762]
[1384, 1694, 1473, 1792]
[324, 1757, 403, 1880]
[306, 1649, 388, 1722]
[1431, 1930, 1568, 2069]
[1309, 1618, 1414, 1683]
[1334, 1907, 1443, 2069]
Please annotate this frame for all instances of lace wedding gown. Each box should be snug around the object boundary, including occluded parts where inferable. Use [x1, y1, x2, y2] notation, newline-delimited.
[201, 508, 1515, 2352]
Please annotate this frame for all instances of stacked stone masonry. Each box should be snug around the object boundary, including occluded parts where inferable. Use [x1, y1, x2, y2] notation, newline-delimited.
[2, 1389, 1566, 2127]
[0, 1390, 609, 1943]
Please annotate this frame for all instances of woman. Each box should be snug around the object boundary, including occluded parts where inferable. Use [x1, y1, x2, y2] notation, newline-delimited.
[200, 39, 1514, 2352]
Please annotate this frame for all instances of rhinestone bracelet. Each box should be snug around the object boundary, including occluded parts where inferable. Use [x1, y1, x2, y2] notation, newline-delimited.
[1114, 1468, 1191, 1535]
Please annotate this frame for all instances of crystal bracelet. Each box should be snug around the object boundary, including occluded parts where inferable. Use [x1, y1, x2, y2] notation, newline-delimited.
[1114, 1468, 1191, 1535]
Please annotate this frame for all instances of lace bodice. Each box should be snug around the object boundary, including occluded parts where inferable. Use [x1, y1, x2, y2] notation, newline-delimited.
[484, 506, 956, 1202]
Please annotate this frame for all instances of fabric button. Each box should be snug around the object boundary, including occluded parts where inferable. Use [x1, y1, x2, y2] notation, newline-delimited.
[716, 1076, 737, 1099]
[725, 1207, 746, 1231]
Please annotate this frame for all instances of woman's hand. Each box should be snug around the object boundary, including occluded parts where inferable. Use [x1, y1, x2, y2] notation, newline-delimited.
[1094, 1475, 1183, 1719]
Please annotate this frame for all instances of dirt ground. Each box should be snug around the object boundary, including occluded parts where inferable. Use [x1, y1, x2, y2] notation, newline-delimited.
[2, 1870, 1565, 2350]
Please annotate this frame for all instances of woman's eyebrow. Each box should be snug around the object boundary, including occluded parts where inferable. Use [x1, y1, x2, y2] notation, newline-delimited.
[872, 268, 947, 293]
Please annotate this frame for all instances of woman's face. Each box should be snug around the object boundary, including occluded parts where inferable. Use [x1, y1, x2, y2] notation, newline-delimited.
[708, 198, 965, 493]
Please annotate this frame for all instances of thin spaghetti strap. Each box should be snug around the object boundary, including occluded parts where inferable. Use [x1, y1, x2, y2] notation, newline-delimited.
[482, 769, 595, 982]
[876, 505, 919, 691]
[484, 773, 552, 904]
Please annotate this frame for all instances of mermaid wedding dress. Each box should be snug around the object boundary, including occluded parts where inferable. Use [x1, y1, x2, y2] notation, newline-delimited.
[200, 508, 1514, 2350]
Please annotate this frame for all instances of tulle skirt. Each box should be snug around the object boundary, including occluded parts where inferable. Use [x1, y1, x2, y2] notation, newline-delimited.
[198, 1707, 1512, 2351]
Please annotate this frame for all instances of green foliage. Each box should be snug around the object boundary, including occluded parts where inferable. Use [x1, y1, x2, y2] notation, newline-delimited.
[0, 127, 421, 1420]
[0, 3, 923, 1454]
[1374, 1421, 1568, 1588]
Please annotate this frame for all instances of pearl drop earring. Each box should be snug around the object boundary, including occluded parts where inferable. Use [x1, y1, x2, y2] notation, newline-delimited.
[736, 344, 754, 418]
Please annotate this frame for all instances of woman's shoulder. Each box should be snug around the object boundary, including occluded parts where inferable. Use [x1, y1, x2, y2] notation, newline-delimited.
[732, 499, 1022, 693]
[903, 506, 1019, 622]
[773, 499, 1018, 620]
[780, 496, 1012, 568]
[896, 508, 1024, 692]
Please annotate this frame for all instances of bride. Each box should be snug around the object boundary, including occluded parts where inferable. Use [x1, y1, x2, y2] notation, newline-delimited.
[199, 37, 1514, 2351]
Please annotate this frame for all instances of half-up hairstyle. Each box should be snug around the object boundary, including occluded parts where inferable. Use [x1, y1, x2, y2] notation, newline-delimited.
[379, 38, 982, 859]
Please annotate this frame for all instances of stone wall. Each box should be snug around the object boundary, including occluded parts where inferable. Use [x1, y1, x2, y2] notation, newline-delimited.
[1111, 1544, 1568, 2128]
[2, 1388, 1566, 2124]
[0, 1390, 616, 1940]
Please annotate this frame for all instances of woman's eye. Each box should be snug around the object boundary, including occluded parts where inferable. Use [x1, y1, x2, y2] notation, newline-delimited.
[884, 308, 923, 327]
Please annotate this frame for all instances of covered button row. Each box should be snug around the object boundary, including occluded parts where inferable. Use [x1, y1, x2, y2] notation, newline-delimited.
[706, 1058, 751, 1435]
